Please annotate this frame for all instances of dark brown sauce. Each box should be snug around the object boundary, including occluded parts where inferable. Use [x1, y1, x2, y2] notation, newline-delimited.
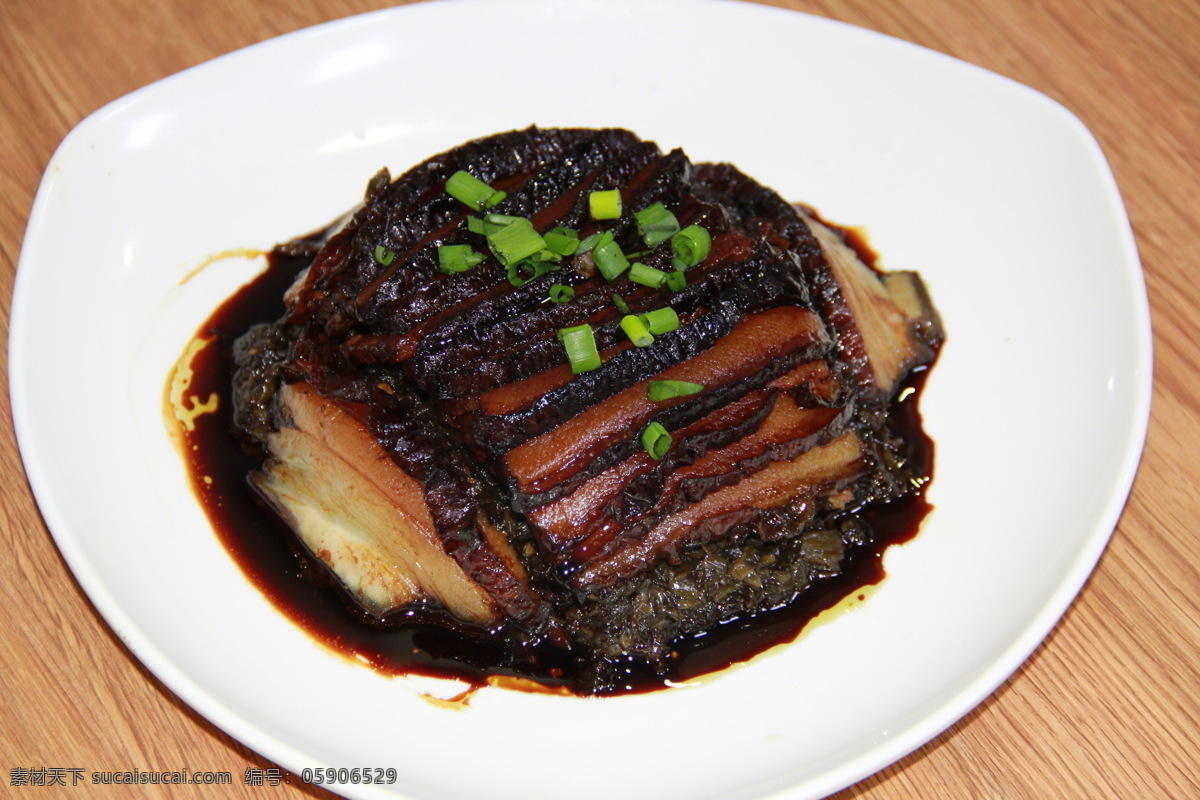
[177, 249, 934, 697]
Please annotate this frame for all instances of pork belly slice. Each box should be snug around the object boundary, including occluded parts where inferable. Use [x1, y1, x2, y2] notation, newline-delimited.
[689, 161, 940, 400]
[503, 305, 832, 496]
[524, 392, 779, 550]
[799, 211, 942, 398]
[569, 430, 866, 593]
[251, 381, 533, 627]
[527, 390, 847, 557]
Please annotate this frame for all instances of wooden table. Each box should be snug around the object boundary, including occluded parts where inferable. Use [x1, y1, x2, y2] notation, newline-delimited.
[2, 1, 1197, 797]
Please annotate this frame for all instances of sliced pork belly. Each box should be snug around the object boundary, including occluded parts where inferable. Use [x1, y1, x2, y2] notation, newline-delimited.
[252, 381, 539, 627]
[799, 211, 941, 398]
[231, 127, 942, 677]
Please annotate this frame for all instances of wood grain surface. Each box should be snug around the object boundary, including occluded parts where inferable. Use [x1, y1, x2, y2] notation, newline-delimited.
[2, 1, 1197, 798]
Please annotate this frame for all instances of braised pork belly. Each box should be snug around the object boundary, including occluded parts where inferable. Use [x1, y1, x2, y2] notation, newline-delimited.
[230, 127, 942, 689]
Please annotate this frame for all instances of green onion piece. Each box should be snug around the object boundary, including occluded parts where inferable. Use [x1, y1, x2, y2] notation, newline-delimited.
[629, 261, 668, 288]
[543, 227, 580, 256]
[665, 268, 687, 291]
[672, 224, 712, 267]
[374, 245, 396, 266]
[557, 324, 601, 373]
[485, 213, 523, 225]
[487, 217, 546, 266]
[647, 379, 704, 402]
[509, 258, 558, 286]
[533, 249, 563, 263]
[446, 170, 506, 210]
[593, 239, 629, 280]
[641, 421, 672, 460]
[506, 259, 548, 286]
[438, 244, 486, 275]
[577, 231, 608, 254]
[635, 202, 680, 247]
[639, 306, 680, 335]
[620, 314, 654, 347]
[549, 284, 575, 303]
[468, 213, 522, 236]
[611, 293, 632, 315]
[589, 189, 623, 220]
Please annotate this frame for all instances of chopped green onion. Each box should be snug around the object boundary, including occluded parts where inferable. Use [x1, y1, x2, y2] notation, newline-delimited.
[487, 217, 546, 266]
[577, 231, 608, 254]
[647, 380, 704, 402]
[593, 238, 630, 280]
[468, 213, 523, 236]
[374, 245, 396, 266]
[665, 268, 687, 291]
[635, 202, 680, 247]
[507, 259, 551, 286]
[533, 249, 563, 263]
[438, 244, 486, 275]
[629, 261, 668, 288]
[641, 421, 672, 460]
[446, 170, 506, 210]
[620, 314, 654, 347]
[544, 227, 580, 256]
[487, 213, 523, 224]
[672, 224, 712, 267]
[639, 306, 680, 335]
[589, 189, 623, 220]
[549, 284, 575, 303]
[558, 324, 601, 373]
[611, 293, 632, 315]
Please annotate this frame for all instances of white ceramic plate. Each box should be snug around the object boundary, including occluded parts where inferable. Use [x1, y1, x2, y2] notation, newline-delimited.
[11, 1, 1150, 798]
